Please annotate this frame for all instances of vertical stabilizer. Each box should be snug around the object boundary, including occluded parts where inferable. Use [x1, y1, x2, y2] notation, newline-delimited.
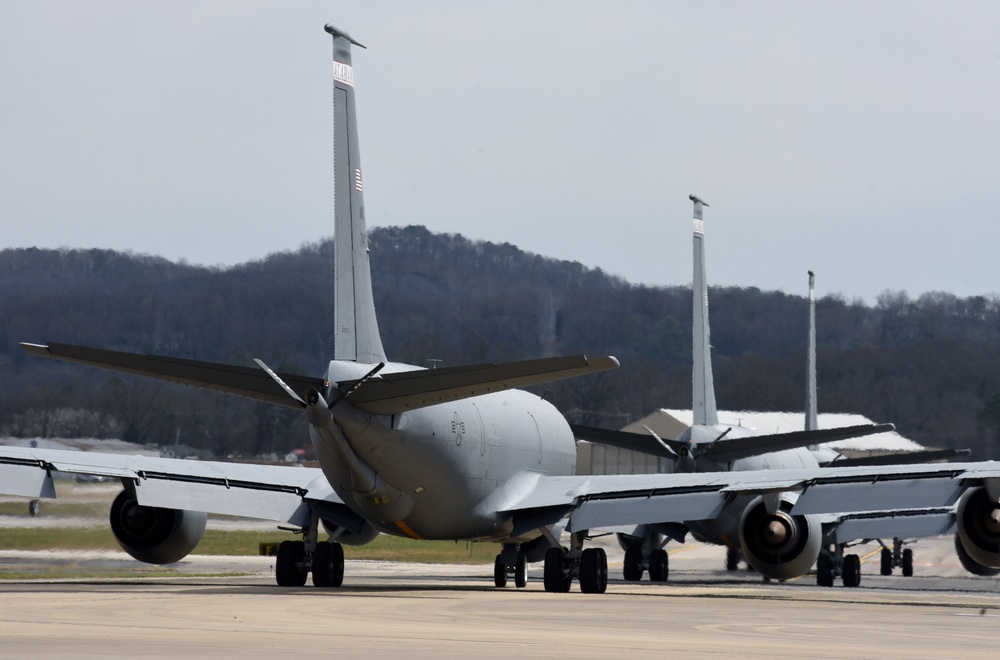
[690, 195, 718, 426]
[805, 270, 818, 432]
[326, 25, 386, 364]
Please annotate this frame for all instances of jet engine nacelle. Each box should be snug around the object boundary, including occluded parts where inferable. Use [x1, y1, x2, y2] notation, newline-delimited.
[109, 489, 207, 565]
[321, 518, 380, 546]
[954, 531, 1000, 576]
[739, 494, 821, 581]
[956, 487, 1000, 569]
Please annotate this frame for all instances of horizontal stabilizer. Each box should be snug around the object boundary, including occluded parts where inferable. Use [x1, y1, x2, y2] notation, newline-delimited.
[823, 447, 971, 468]
[341, 355, 619, 415]
[570, 424, 683, 460]
[702, 423, 896, 463]
[21, 342, 324, 409]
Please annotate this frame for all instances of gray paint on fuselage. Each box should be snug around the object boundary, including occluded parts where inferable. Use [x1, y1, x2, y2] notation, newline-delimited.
[318, 360, 576, 541]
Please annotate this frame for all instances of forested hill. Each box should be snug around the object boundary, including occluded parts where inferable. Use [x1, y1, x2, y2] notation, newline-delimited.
[3, 224, 1000, 459]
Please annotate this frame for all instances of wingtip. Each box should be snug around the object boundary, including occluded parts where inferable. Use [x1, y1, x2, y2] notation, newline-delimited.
[20, 342, 50, 356]
[588, 355, 620, 369]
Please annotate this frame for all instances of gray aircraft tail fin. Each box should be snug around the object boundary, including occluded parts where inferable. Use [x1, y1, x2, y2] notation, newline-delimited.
[690, 195, 718, 426]
[805, 270, 818, 433]
[326, 25, 386, 364]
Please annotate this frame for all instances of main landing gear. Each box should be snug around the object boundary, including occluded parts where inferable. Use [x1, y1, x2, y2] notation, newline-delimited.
[274, 514, 346, 588]
[617, 529, 669, 582]
[622, 546, 669, 582]
[816, 544, 862, 588]
[879, 538, 914, 577]
[493, 544, 528, 588]
[543, 532, 608, 594]
[275, 539, 346, 587]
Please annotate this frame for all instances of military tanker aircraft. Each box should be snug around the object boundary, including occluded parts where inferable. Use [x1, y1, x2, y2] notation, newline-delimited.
[3, 26, 1000, 595]
[573, 211, 978, 587]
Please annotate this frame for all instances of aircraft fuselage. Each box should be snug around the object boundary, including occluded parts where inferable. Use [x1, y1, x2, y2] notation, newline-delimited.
[314, 360, 576, 541]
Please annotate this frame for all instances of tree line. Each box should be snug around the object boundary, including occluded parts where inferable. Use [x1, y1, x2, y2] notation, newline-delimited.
[3, 225, 1000, 459]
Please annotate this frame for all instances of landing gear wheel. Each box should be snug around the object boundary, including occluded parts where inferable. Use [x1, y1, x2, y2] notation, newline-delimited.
[312, 541, 345, 587]
[623, 548, 644, 581]
[28, 499, 40, 516]
[494, 555, 507, 588]
[901, 548, 914, 577]
[880, 548, 893, 576]
[514, 553, 528, 588]
[648, 548, 669, 582]
[543, 547, 571, 593]
[842, 553, 861, 588]
[276, 540, 307, 587]
[579, 548, 608, 594]
[816, 553, 833, 587]
[726, 546, 740, 571]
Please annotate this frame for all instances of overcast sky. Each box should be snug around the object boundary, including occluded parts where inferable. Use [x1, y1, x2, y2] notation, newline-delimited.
[2, 1, 998, 303]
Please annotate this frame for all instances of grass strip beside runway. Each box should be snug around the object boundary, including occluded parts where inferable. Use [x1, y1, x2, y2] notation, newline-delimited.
[0, 527, 500, 564]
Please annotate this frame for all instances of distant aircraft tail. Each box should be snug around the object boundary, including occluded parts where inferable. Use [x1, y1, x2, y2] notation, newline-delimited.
[326, 25, 386, 364]
[805, 270, 818, 434]
[690, 196, 718, 426]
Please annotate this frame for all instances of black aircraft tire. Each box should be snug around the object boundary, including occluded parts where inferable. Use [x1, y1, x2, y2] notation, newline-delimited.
[494, 555, 507, 588]
[276, 540, 307, 587]
[313, 542, 344, 587]
[843, 554, 861, 588]
[544, 548, 571, 593]
[623, 548, 643, 581]
[514, 553, 528, 588]
[880, 548, 892, 576]
[649, 548, 669, 582]
[816, 553, 834, 587]
[580, 548, 608, 594]
[902, 548, 914, 577]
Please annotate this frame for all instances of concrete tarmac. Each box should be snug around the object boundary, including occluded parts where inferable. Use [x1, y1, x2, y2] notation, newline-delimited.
[2, 542, 999, 658]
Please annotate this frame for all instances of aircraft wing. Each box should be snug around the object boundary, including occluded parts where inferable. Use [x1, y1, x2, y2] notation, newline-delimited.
[825, 508, 956, 545]
[700, 424, 897, 462]
[502, 461, 1000, 534]
[21, 342, 324, 409]
[341, 355, 620, 415]
[0, 444, 345, 528]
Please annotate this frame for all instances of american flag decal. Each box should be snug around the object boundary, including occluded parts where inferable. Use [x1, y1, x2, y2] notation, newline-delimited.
[355, 168, 363, 192]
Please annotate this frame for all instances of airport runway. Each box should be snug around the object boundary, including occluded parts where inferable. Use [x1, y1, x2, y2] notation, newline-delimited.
[2, 487, 998, 656]
[2, 542, 999, 657]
